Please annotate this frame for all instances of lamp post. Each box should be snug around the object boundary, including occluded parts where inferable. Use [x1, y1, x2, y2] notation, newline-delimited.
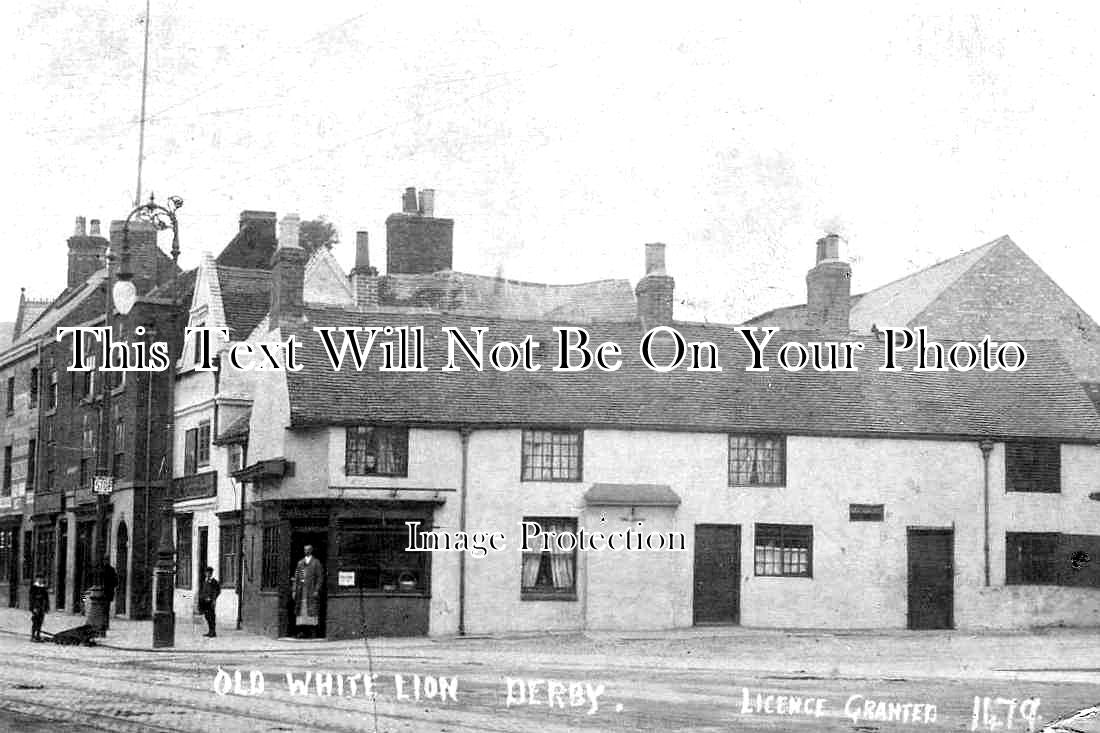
[120, 193, 183, 648]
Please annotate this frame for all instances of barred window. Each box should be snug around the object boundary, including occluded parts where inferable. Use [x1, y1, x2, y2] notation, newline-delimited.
[1005, 442, 1060, 493]
[729, 434, 786, 486]
[261, 525, 280, 589]
[22, 530, 33, 580]
[1006, 532, 1059, 584]
[521, 430, 582, 482]
[345, 426, 408, 476]
[175, 515, 193, 589]
[754, 524, 812, 577]
[34, 528, 54, 582]
[521, 517, 577, 599]
[0, 529, 12, 582]
[219, 525, 240, 589]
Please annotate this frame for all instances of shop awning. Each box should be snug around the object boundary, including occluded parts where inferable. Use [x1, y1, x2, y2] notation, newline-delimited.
[232, 458, 292, 482]
[583, 483, 681, 507]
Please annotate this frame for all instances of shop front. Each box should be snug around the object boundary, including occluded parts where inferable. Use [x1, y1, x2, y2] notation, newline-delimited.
[244, 498, 441, 640]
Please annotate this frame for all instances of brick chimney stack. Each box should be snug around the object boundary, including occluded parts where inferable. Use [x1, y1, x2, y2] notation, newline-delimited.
[806, 233, 852, 334]
[67, 215, 108, 289]
[349, 230, 380, 308]
[270, 213, 307, 323]
[635, 242, 675, 326]
[386, 186, 454, 274]
[109, 219, 158, 292]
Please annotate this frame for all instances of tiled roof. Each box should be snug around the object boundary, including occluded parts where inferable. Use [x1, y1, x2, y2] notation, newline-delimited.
[745, 237, 1004, 332]
[145, 267, 198, 304]
[215, 410, 251, 444]
[216, 266, 270, 340]
[281, 308, 1100, 442]
[1084, 383, 1100, 416]
[377, 271, 637, 323]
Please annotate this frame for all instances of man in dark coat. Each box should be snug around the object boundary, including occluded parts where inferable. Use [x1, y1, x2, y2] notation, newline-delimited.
[291, 545, 324, 638]
[29, 575, 49, 642]
[198, 566, 221, 637]
[101, 563, 118, 631]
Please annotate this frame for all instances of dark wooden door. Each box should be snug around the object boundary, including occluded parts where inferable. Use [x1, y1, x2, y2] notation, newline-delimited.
[907, 529, 954, 629]
[115, 523, 128, 615]
[693, 524, 741, 625]
[56, 521, 67, 611]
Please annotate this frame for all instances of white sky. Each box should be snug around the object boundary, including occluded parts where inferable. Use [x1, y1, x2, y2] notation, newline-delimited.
[3, 2, 1100, 324]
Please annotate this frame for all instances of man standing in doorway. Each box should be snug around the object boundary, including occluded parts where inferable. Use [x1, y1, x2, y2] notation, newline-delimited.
[292, 545, 324, 639]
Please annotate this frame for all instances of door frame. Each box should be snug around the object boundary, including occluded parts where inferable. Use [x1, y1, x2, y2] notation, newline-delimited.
[906, 527, 955, 630]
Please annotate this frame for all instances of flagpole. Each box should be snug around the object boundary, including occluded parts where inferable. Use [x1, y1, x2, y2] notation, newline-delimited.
[135, 0, 151, 207]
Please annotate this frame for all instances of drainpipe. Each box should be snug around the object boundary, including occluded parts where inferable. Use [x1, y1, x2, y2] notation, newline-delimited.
[458, 428, 471, 636]
[979, 439, 995, 587]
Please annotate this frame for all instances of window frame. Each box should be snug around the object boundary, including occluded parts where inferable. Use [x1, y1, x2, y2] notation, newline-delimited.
[728, 434, 787, 487]
[1, 446, 11, 494]
[1005, 531, 1060, 585]
[175, 515, 193, 589]
[261, 525, 280, 590]
[520, 516, 578, 600]
[520, 429, 583, 483]
[344, 426, 409, 477]
[219, 524, 240, 590]
[5, 376, 14, 413]
[1004, 441, 1061, 493]
[754, 523, 813, 578]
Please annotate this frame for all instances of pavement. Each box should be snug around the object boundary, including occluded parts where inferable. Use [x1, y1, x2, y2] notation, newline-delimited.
[0, 606, 1097, 732]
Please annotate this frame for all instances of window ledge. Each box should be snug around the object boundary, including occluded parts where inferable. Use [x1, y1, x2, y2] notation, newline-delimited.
[521, 592, 577, 602]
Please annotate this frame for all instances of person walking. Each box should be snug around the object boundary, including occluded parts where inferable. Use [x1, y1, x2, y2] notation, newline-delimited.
[198, 566, 221, 637]
[101, 562, 118, 632]
[29, 575, 49, 642]
[291, 545, 324, 639]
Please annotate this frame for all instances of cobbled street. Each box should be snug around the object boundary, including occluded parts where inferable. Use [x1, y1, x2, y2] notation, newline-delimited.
[0, 616, 1097, 732]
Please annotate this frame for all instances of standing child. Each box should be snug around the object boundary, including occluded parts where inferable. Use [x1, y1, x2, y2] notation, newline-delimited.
[29, 576, 49, 642]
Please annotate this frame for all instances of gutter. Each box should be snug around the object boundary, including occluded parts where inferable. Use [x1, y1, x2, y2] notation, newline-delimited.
[979, 439, 995, 586]
[458, 428, 470, 636]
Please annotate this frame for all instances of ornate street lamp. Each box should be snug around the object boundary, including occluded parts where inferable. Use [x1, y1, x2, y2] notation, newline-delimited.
[83, 193, 182, 646]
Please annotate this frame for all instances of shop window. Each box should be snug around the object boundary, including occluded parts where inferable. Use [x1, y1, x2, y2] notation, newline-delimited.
[754, 524, 812, 577]
[729, 434, 786, 487]
[336, 520, 428, 592]
[520, 517, 577, 599]
[34, 528, 54, 582]
[219, 525, 240, 589]
[0, 530, 12, 582]
[521, 430, 582, 482]
[175, 515, 193, 589]
[22, 530, 33, 580]
[1005, 442, 1060, 493]
[1006, 532, 1059, 584]
[261, 525, 281, 589]
[345, 426, 408, 477]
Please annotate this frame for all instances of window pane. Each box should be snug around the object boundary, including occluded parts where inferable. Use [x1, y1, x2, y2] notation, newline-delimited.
[521, 517, 577, 596]
[345, 426, 408, 476]
[729, 435, 786, 486]
[521, 430, 582, 481]
[754, 524, 812, 577]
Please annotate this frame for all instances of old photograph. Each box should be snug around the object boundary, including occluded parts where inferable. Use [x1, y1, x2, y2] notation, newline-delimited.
[0, 2, 1098, 731]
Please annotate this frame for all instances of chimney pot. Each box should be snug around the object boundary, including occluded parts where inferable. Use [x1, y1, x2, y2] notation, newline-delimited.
[644, 242, 667, 275]
[278, 213, 302, 250]
[816, 233, 842, 263]
[355, 231, 371, 270]
[418, 188, 435, 217]
[402, 187, 419, 214]
[74, 217, 86, 237]
[89, 219, 101, 236]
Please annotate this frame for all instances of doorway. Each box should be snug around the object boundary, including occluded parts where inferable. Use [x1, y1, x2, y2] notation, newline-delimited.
[288, 529, 328, 638]
[75, 520, 94, 613]
[56, 521, 67, 611]
[693, 524, 741, 625]
[907, 528, 954, 629]
[116, 523, 128, 615]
